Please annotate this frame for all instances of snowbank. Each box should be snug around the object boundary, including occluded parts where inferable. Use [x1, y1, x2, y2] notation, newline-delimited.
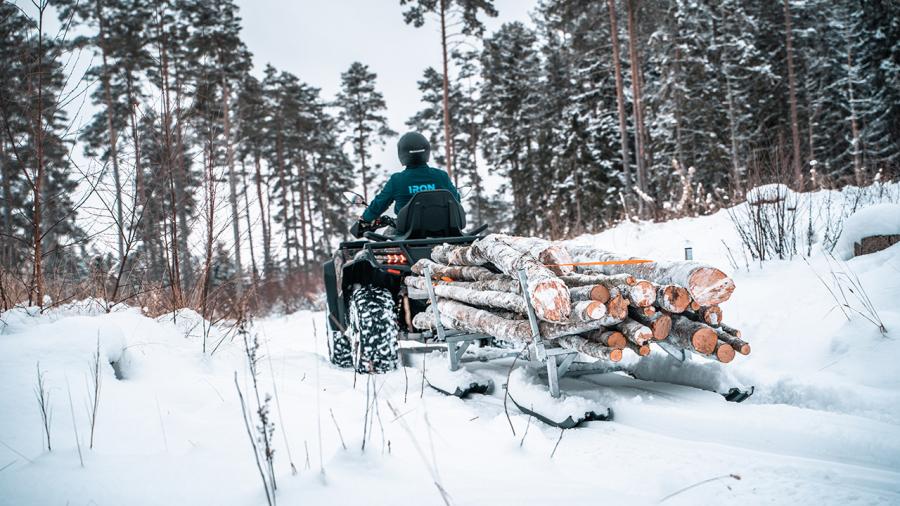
[834, 203, 900, 259]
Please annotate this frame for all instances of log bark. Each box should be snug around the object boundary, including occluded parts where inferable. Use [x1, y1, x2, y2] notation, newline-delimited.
[432, 235, 571, 322]
[412, 259, 505, 281]
[560, 272, 635, 287]
[668, 316, 718, 355]
[628, 307, 672, 341]
[562, 243, 735, 305]
[584, 330, 627, 349]
[411, 275, 521, 294]
[435, 300, 604, 342]
[713, 341, 736, 363]
[569, 300, 608, 322]
[714, 328, 750, 355]
[656, 284, 691, 313]
[494, 235, 576, 275]
[569, 284, 611, 303]
[616, 319, 653, 346]
[719, 323, 742, 338]
[405, 276, 527, 314]
[626, 340, 651, 357]
[556, 335, 623, 362]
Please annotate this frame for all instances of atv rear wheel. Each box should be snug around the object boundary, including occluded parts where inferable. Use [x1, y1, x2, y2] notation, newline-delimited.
[326, 306, 353, 368]
[348, 285, 399, 373]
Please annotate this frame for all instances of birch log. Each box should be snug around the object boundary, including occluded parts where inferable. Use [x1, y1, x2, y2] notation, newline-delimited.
[626, 340, 651, 356]
[562, 243, 736, 305]
[683, 306, 723, 326]
[411, 259, 505, 281]
[719, 323, 742, 338]
[569, 284, 611, 303]
[628, 307, 672, 341]
[405, 276, 528, 314]
[623, 280, 657, 307]
[556, 335, 623, 362]
[584, 329, 627, 349]
[494, 235, 576, 275]
[435, 300, 605, 342]
[616, 319, 654, 346]
[656, 284, 692, 313]
[605, 291, 629, 321]
[432, 235, 571, 322]
[712, 341, 736, 363]
[560, 273, 636, 287]
[715, 328, 750, 355]
[668, 316, 718, 355]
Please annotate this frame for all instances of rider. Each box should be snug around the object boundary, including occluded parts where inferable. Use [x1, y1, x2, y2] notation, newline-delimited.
[356, 131, 460, 234]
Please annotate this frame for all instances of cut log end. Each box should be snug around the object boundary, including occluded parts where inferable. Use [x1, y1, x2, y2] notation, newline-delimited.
[609, 348, 624, 362]
[737, 343, 751, 355]
[606, 294, 629, 320]
[590, 284, 611, 303]
[715, 342, 736, 363]
[591, 330, 626, 349]
[652, 313, 672, 341]
[688, 267, 736, 306]
[658, 285, 691, 313]
[627, 341, 651, 356]
[529, 278, 572, 322]
[629, 280, 657, 307]
[691, 327, 718, 355]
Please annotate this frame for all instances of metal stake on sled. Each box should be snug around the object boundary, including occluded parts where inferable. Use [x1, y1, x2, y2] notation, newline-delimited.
[423, 265, 490, 372]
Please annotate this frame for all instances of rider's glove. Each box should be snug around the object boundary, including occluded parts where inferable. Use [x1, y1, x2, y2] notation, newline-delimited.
[351, 218, 372, 238]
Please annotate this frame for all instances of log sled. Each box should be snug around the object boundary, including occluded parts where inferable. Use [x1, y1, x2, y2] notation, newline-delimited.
[405, 233, 754, 426]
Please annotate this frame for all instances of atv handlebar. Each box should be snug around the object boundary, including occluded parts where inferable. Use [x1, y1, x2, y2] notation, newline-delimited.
[351, 216, 396, 239]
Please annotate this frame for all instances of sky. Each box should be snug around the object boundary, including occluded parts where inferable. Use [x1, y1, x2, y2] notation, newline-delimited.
[236, 0, 536, 175]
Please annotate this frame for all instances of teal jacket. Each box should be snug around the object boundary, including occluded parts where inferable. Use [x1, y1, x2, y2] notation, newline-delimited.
[362, 165, 460, 221]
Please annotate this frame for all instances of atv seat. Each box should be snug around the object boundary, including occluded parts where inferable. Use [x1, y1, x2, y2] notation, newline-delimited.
[394, 190, 466, 240]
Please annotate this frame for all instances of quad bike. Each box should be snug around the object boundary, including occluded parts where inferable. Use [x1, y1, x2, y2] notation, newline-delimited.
[323, 190, 753, 428]
[323, 189, 488, 373]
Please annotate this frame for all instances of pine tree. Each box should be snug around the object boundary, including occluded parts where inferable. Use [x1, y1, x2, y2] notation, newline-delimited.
[335, 62, 395, 202]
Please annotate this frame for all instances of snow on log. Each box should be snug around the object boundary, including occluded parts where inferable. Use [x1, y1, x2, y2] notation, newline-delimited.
[698, 306, 723, 326]
[432, 235, 571, 322]
[404, 276, 528, 314]
[435, 300, 605, 342]
[494, 235, 576, 275]
[616, 319, 654, 346]
[562, 243, 735, 306]
[624, 280, 656, 307]
[584, 329, 627, 349]
[656, 284, 691, 313]
[667, 315, 718, 355]
[411, 259, 505, 281]
[569, 300, 608, 322]
[560, 272, 636, 287]
[415, 276, 522, 294]
[714, 328, 750, 355]
[628, 306, 672, 341]
[569, 284, 611, 303]
[555, 335, 623, 362]
[605, 291, 629, 321]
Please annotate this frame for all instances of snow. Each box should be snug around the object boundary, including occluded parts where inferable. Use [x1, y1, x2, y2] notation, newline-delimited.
[834, 203, 900, 260]
[2, 184, 900, 505]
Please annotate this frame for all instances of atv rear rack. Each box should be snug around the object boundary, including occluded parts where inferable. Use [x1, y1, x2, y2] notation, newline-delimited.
[414, 265, 753, 403]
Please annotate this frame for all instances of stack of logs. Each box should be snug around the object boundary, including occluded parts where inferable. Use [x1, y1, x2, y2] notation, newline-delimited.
[407, 234, 750, 364]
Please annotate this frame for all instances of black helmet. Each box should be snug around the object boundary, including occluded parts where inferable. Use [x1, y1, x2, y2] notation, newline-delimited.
[397, 132, 431, 166]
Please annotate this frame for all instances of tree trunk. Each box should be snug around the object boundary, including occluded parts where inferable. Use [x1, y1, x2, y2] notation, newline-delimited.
[607, 0, 632, 208]
[655, 284, 691, 313]
[493, 235, 576, 275]
[713, 341, 736, 363]
[1, 140, 12, 266]
[405, 275, 529, 315]
[275, 131, 292, 270]
[253, 153, 271, 277]
[222, 79, 244, 298]
[846, 47, 864, 186]
[96, 0, 124, 263]
[569, 284, 611, 304]
[29, 8, 47, 306]
[240, 161, 259, 282]
[439, 0, 455, 183]
[559, 272, 636, 287]
[783, 0, 803, 189]
[584, 329, 627, 349]
[714, 328, 750, 355]
[411, 258, 506, 281]
[615, 318, 653, 346]
[625, 0, 648, 216]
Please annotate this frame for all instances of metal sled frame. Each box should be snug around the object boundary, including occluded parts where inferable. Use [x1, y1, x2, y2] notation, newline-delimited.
[415, 265, 753, 404]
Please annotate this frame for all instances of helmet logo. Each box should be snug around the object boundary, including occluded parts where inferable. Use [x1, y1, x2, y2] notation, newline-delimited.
[408, 149, 426, 153]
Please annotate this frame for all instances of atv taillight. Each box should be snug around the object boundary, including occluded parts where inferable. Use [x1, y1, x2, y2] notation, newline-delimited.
[376, 253, 407, 265]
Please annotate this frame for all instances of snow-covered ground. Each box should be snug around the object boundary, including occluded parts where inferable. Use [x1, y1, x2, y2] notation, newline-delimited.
[2, 185, 899, 505]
